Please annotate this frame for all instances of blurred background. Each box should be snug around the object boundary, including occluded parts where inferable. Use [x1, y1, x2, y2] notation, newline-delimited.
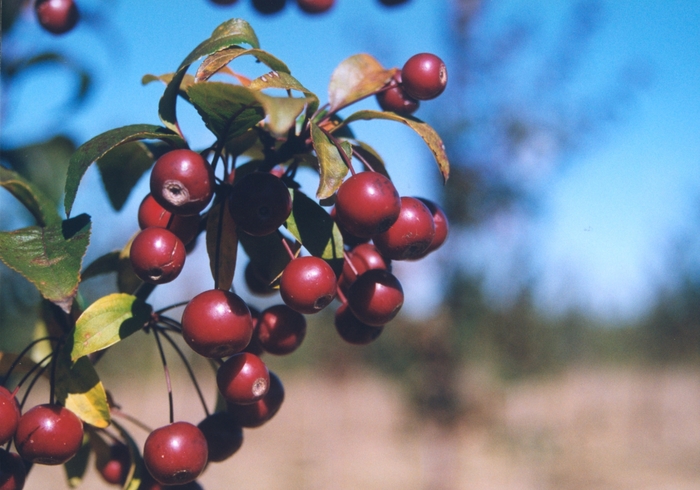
[2, 0, 700, 488]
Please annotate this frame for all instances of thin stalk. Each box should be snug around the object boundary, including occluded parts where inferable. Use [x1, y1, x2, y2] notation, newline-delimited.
[2, 336, 60, 386]
[155, 301, 190, 315]
[48, 340, 63, 405]
[320, 126, 356, 175]
[350, 146, 376, 173]
[152, 327, 174, 424]
[111, 408, 154, 434]
[158, 315, 183, 333]
[343, 250, 359, 277]
[18, 353, 53, 410]
[281, 237, 296, 261]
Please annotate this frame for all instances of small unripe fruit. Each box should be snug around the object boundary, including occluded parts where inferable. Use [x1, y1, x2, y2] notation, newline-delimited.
[229, 172, 292, 236]
[35, 0, 79, 35]
[335, 303, 384, 345]
[256, 304, 307, 355]
[280, 256, 337, 314]
[347, 269, 404, 326]
[217, 353, 270, 405]
[181, 289, 254, 358]
[150, 149, 214, 216]
[401, 53, 448, 101]
[0, 387, 20, 446]
[335, 172, 401, 238]
[14, 404, 84, 465]
[373, 196, 436, 260]
[227, 371, 284, 428]
[129, 227, 186, 284]
[197, 412, 243, 463]
[0, 449, 26, 490]
[297, 0, 334, 13]
[143, 422, 208, 486]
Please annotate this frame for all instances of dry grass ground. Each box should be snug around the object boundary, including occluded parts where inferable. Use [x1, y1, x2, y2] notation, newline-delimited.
[23, 366, 700, 490]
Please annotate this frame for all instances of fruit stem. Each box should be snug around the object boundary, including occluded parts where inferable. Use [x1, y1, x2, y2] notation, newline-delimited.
[49, 340, 63, 406]
[350, 146, 376, 173]
[336, 286, 348, 305]
[343, 250, 359, 277]
[281, 237, 297, 261]
[155, 302, 190, 315]
[152, 327, 174, 424]
[158, 327, 211, 418]
[1, 336, 60, 386]
[111, 408, 154, 434]
[17, 352, 53, 410]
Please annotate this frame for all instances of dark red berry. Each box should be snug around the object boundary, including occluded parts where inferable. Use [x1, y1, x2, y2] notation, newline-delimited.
[181, 289, 254, 358]
[347, 269, 404, 326]
[243, 306, 266, 356]
[229, 172, 292, 236]
[150, 149, 214, 216]
[280, 256, 337, 314]
[376, 71, 419, 116]
[227, 371, 284, 428]
[256, 304, 307, 355]
[335, 303, 384, 344]
[297, 0, 334, 13]
[197, 412, 243, 463]
[143, 422, 207, 486]
[217, 352, 270, 405]
[0, 387, 20, 447]
[373, 196, 435, 260]
[252, 0, 286, 15]
[0, 449, 26, 490]
[129, 227, 186, 284]
[340, 243, 391, 292]
[415, 197, 449, 256]
[14, 404, 83, 465]
[35, 0, 79, 35]
[96, 442, 130, 486]
[138, 194, 199, 245]
[244, 262, 276, 296]
[401, 53, 448, 101]
[335, 172, 401, 238]
[330, 207, 370, 247]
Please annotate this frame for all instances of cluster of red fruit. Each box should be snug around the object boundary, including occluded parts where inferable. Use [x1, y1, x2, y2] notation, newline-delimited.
[210, 0, 409, 14]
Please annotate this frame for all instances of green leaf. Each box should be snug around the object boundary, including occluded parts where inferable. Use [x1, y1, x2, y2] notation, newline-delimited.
[0, 167, 61, 227]
[206, 199, 238, 291]
[159, 18, 260, 135]
[70, 293, 153, 360]
[55, 348, 111, 428]
[328, 54, 395, 112]
[64, 432, 91, 488]
[96, 141, 156, 212]
[1, 135, 76, 206]
[0, 214, 91, 313]
[186, 82, 264, 142]
[64, 124, 186, 217]
[310, 122, 350, 199]
[142, 73, 195, 98]
[337, 110, 450, 183]
[256, 93, 309, 138]
[81, 251, 120, 281]
[112, 420, 145, 490]
[285, 190, 344, 263]
[195, 47, 290, 82]
[238, 231, 299, 286]
[248, 71, 319, 115]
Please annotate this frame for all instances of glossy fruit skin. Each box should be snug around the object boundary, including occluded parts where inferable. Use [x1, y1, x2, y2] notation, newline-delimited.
[347, 269, 404, 326]
[197, 412, 243, 463]
[0, 449, 26, 490]
[130, 227, 186, 284]
[297, 0, 334, 13]
[229, 172, 292, 236]
[14, 404, 83, 465]
[150, 149, 214, 216]
[0, 387, 20, 446]
[340, 243, 390, 292]
[335, 172, 401, 238]
[401, 53, 448, 100]
[138, 194, 199, 245]
[252, 0, 286, 15]
[143, 422, 207, 486]
[217, 352, 270, 405]
[376, 72, 419, 116]
[335, 303, 384, 345]
[181, 289, 253, 358]
[373, 196, 435, 260]
[330, 207, 369, 247]
[35, 0, 79, 35]
[256, 304, 307, 355]
[227, 371, 284, 428]
[96, 442, 130, 486]
[415, 197, 449, 256]
[280, 256, 337, 314]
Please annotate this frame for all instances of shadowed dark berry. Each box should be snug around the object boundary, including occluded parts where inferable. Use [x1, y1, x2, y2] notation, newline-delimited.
[14, 404, 83, 465]
[252, 0, 286, 15]
[376, 72, 419, 116]
[256, 304, 307, 355]
[335, 303, 384, 344]
[0, 449, 26, 490]
[280, 256, 337, 314]
[0, 387, 20, 446]
[96, 442, 130, 486]
[244, 261, 276, 296]
[182, 289, 254, 358]
[415, 197, 449, 256]
[401, 53, 448, 101]
[217, 352, 270, 405]
[347, 269, 404, 326]
[129, 227, 186, 284]
[229, 172, 292, 236]
[143, 422, 207, 486]
[373, 196, 435, 260]
[227, 371, 284, 428]
[297, 0, 334, 13]
[150, 149, 214, 216]
[138, 194, 200, 245]
[197, 412, 243, 463]
[330, 207, 370, 247]
[335, 172, 401, 238]
[35, 0, 79, 35]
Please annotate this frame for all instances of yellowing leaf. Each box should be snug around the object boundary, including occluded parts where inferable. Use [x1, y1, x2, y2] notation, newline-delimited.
[328, 54, 395, 112]
[55, 350, 111, 428]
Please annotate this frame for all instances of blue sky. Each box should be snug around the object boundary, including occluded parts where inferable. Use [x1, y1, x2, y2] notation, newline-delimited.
[3, 0, 700, 321]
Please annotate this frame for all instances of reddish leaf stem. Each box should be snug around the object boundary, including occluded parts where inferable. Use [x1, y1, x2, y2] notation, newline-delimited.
[151, 327, 174, 424]
[281, 237, 296, 261]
